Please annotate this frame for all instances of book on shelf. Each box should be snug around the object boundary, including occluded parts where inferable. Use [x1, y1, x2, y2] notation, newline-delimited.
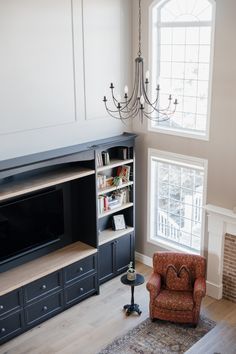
[97, 152, 103, 167]
[98, 195, 110, 215]
[97, 174, 106, 189]
[98, 195, 104, 215]
[117, 147, 128, 160]
[97, 175, 114, 190]
[102, 151, 110, 166]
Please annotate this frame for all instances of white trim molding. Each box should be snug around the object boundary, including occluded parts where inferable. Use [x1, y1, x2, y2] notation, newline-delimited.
[135, 251, 153, 267]
[205, 204, 236, 299]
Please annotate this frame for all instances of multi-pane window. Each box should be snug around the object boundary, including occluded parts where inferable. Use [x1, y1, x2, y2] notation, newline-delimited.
[148, 149, 207, 254]
[150, 0, 215, 139]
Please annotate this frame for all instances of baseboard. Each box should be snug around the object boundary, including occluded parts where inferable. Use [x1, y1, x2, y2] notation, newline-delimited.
[206, 280, 223, 300]
[135, 251, 152, 267]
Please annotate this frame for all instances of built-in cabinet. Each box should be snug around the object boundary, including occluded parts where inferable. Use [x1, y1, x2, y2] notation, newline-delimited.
[0, 133, 136, 345]
[99, 233, 134, 284]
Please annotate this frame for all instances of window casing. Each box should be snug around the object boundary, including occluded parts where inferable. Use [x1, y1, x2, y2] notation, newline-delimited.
[148, 149, 207, 254]
[149, 0, 215, 140]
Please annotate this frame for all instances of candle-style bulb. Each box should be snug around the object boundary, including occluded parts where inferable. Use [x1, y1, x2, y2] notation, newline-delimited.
[124, 85, 129, 94]
[140, 95, 145, 105]
[145, 70, 150, 80]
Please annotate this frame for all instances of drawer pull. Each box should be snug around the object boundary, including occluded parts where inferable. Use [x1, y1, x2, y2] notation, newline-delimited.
[41, 284, 47, 290]
[1, 328, 6, 334]
[79, 267, 83, 272]
[43, 306, 48, 312]
[80, 287, 84, 292]
[0, 305, 3, 310]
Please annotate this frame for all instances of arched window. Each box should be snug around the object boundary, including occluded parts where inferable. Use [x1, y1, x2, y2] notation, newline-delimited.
[150, 0, 215, 139]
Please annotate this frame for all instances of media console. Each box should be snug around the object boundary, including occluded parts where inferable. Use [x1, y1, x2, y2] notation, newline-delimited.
[0, 133, 136, 344]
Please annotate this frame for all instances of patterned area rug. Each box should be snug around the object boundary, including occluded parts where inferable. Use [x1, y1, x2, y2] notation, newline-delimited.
[98, 317, 215, 354]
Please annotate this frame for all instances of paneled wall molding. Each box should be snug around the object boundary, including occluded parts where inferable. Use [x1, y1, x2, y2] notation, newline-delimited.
[0, 0, 131, 160]
[205, 204, 236, 299]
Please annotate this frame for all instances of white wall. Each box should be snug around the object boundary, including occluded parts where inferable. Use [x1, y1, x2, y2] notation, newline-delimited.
[0, 0, 132, 160]
[132, 0, 236, 258]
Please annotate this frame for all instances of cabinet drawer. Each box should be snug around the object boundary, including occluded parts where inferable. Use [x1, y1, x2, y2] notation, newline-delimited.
[65, 275, 97, 306]
[0, 311, 23, 342]
[64, 255, 97, 284]
[24, 271, 62, 303]
[25, 292, 63, 326]
[0, 289, 22, 317]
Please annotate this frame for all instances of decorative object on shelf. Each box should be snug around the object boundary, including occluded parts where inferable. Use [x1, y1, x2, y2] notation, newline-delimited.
[112, 176, 123, 187]
[112, 214, 126, 231]
[126, 261, 136, 281]
[103, 0, 178, 123]
[117, 165, 130, 182]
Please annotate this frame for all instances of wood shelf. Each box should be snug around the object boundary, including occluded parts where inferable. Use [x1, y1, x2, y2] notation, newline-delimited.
[0, 166, 95, 202]
[97, 181, 133, 195]
[98, 202, 133, 219]
[99, 226, 134, 245]
[97, 159, 133, 172]
[0, 241, 97, 296]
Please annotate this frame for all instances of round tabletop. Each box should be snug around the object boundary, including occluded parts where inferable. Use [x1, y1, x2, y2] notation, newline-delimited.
[120, 273, 145, 286]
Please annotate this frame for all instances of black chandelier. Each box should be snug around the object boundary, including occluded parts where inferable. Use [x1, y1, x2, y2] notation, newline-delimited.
[103, 0, 178, 123]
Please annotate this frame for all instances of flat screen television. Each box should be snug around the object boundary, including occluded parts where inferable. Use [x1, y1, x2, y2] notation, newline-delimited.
[0, 188, 64, 267]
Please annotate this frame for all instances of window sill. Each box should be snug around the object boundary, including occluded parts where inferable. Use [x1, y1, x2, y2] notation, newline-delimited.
[148, 236, 201, 255]
[148, 125, 209, 141]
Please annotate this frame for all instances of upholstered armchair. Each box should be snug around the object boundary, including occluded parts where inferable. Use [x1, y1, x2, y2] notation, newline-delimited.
[146, 252, 206, 325]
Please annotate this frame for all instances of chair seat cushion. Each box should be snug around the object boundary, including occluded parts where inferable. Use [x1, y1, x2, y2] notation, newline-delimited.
[155, 290, 194, 311]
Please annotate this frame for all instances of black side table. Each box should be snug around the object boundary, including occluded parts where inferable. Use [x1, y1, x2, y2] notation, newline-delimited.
[120, 273, 145, 316]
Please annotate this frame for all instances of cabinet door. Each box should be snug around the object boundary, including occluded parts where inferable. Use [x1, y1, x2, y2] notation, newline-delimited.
[115, 233, 134, 274]
[99, 241, 115, 284]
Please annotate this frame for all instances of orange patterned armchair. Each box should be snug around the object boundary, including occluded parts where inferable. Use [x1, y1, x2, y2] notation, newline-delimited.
[146, 252, 206, 325]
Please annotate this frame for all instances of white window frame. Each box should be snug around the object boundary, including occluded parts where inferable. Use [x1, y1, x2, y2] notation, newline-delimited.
[148, 0, 216, 141]
[147, 148, 208, 255]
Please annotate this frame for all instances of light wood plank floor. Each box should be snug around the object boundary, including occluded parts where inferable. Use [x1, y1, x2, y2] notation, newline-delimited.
[1, 262, 236, 354]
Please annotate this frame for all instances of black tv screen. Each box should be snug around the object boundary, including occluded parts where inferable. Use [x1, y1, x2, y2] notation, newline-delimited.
[0, 189, 64, 264]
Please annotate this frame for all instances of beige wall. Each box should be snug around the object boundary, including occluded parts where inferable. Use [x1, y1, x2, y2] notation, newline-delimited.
[132, 0, 236, 258]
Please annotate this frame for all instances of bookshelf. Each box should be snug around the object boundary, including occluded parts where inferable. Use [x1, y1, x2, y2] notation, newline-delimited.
[96, 141, 135, 284]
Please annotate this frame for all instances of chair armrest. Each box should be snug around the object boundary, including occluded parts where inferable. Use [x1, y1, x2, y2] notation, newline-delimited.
[193, 277, 206, 303]
[146, 273, 161, 299]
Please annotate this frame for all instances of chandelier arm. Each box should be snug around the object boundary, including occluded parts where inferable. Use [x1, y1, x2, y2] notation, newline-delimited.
[104, 101, 136, 119]
[120, 103, 140, 120]
[140, 63, 160, 108]
[142, 110, 170, 121]
[105, 108, 133, 120]
[143, 101, 178, 120]
[111, 59, 140, 112]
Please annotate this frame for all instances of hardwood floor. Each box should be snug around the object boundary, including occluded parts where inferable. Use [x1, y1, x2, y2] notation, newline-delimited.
[1, 262, 236, 354]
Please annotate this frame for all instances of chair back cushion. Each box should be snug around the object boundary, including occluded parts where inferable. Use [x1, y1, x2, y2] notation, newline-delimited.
[166, 264, 192, 291]
[153, 252, 206, 286]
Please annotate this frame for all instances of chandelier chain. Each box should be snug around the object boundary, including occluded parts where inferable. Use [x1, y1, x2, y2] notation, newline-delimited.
[138, 0, 142, 57]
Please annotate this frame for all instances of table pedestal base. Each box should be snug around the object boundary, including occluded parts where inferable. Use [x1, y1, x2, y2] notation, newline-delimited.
[123, 303, 142, 316]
